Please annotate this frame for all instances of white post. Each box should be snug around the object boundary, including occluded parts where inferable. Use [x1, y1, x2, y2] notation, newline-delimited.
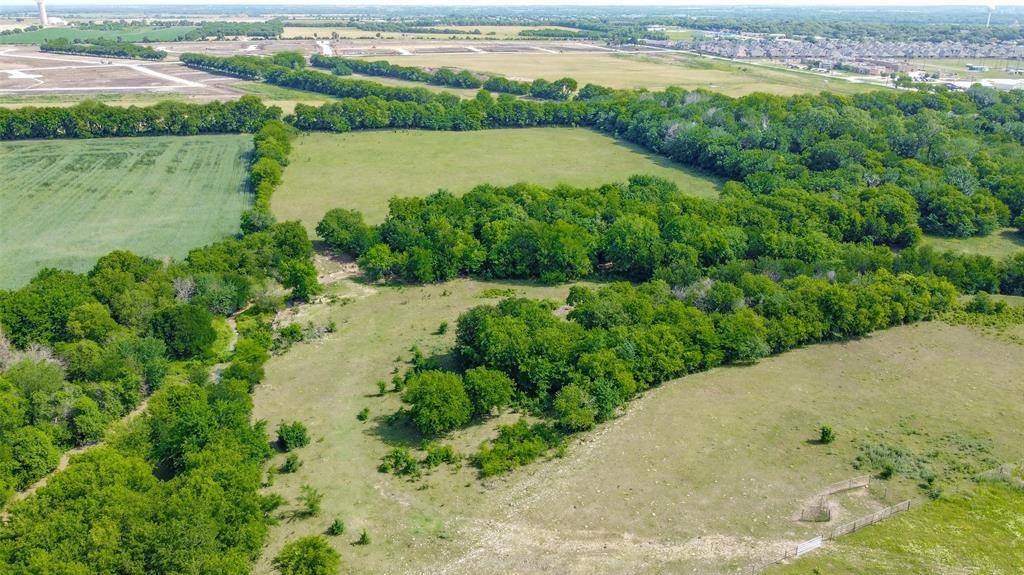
[36, 0, 48, 28]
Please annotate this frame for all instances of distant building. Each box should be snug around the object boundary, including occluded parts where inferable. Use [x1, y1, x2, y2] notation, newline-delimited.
[966, 63, 990, 72]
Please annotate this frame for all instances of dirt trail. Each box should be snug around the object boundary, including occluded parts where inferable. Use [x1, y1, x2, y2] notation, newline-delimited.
[5, 305, 248, 509]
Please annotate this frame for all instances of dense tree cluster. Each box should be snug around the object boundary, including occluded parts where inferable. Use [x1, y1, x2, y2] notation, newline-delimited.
[446, 269, 955, 473]
[293, 81, 1024, 238]
[0, 96, 279, 140]
[289, 91, 584, 132]
[586, 87, 1024, 238]
[181, 53, 442, 104]
[311, 54, 482, 89]
[0, 119, 313, 571]
[348, 176, 978, 474]
[40, 38, 166, 60]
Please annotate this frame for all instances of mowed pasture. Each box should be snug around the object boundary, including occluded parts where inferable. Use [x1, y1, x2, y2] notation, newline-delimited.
[360, 52, 881, 96]
[922, 228, 1024, 260]
[0, 134, 251, 288]
[272, 128, 721, 227]
[251, 272, 1024, 574]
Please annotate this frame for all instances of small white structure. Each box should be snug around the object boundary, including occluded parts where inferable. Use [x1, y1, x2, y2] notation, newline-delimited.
[36, 0, 48, 27]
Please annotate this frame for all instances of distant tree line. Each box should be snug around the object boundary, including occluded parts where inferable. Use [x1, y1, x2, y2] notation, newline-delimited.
[40, 38, 166, 60]
[179, 19, 284, 40]
[0, 96, 279, 140]
[7, 72, 1024, 241]
[180, 53, 442, 103]
[310, 54, 578, 99]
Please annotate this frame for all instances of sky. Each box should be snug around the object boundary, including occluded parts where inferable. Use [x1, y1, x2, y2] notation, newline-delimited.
[8, 1, 1024, 7]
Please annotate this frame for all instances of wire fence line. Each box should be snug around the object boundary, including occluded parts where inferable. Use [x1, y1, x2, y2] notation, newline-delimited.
[798, 474, 873, 522]
[750, 498, 913, 573]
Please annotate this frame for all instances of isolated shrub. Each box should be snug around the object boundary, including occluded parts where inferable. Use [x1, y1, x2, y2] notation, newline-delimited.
[272, 535, 339, 575]
[402, 370, 471, 436]
[298, 484, 323, 517]
[277, 421, 310, 451]
[150, 303, 216, 359]
[326, 518, 345, 536]
[278, 324, 304, 345]
[422, 442, 459, 468]
[356, 407, 370, 422]
[819, 425, 836, 445]
[280, 453, 302, 473]
[355, 530, 370, 545]
[378, 447, 420, 477]
[462, 367, 513, 417]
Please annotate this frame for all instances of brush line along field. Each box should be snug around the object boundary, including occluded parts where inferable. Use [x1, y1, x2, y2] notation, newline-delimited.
[0, 134, 251, 288]
[272, 128, 721, 227]
[358, 52, 883, 96]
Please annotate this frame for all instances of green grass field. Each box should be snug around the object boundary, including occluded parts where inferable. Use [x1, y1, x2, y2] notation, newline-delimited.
[0, 134, 251, 288]
[363, 52, 882, 96]
[0, 25, 196, 44]
[251, 265, 1024, 574]
[922, 228, 1024, 260]
[770, 481, 1024, 575]
[272, 128, 721, 228]
[282, 24, 578, 40]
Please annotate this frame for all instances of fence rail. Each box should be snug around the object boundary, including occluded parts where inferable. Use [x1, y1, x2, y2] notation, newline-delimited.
[820, 475, 871, 496]
[751, 499, 913, 573]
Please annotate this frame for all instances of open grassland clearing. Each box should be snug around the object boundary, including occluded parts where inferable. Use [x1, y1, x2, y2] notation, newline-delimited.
[909, 57, 1024, 79]
[272, 128, 721, 227]
[252, 267, 1024, 575]
[922, 228, 1024, 259]
[361, 51, 880, 95]
[0, 134, 251, 288]
[769, 480, 1024, 575]
[0, 26, 197, 44]
[283, 25, 578, 40]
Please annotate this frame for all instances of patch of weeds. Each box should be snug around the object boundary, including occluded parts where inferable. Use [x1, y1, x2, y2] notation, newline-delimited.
[326, 518, 345, 536]
[378, 447, 421, 478]
[478, 287, 518, 299]
[472, 419, 563, 478]
[423, 442, 461, 470]
[280, 453, 302, 473]
[357, 407, 370, 422]
[853, 424, 998, 489]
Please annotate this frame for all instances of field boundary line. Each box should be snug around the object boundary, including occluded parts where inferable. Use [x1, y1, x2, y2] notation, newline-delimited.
[751, 499, 913, 573]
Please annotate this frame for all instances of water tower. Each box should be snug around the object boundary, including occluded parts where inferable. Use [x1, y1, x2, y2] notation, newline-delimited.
[36, 0, 48, 27]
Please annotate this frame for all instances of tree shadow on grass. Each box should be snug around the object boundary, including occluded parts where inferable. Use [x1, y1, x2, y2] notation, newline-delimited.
[365, 411, 424, 449]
